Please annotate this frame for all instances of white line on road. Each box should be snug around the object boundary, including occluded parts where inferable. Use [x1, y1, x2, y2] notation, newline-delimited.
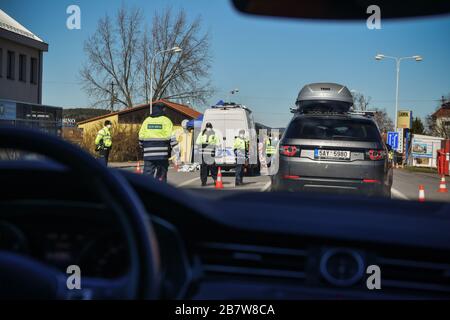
[391, 187, 409, 200]
[177, 177, 200, 188]
[261, 181, 271, 192]
[236, 182, 268, 190]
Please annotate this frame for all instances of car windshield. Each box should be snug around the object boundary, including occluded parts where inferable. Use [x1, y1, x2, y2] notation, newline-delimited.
[3, 0, 450, 305]
[1, 0, 449, 205]
[284, 117, 382, 142]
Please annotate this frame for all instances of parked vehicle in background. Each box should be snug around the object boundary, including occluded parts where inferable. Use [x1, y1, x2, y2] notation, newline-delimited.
[272, 83, 393, 197]
[200, 103, 260, 174]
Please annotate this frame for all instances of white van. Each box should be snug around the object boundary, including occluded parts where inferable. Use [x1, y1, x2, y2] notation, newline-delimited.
[199, 104, 259, 174]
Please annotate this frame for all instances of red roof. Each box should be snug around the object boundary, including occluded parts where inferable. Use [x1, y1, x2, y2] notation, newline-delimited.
[77, 99, 202, 125]
[432, 102, 450, 118]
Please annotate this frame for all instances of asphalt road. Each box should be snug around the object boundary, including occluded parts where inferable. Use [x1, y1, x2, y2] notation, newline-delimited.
[168, 169, 271, 200]
[391, 169, 450, 202]
[117, 164, 450, 202]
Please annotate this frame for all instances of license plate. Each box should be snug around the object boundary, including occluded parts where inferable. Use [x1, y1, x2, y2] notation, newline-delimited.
[314, 149, 350, 160]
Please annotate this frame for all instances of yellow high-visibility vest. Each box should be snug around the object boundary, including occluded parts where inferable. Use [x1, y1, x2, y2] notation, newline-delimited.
[138, 116, 173, 140]
[95, 126, 112, 148]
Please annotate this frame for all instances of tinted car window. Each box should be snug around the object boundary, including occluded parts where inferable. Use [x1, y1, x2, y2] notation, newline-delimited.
[285, 117, 381, 142]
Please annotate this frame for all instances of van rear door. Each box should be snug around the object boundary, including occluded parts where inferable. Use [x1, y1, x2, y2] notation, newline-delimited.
[222, 110, 249, 165]
[202, 107, 251, 166]
[201, 110, 227, 164]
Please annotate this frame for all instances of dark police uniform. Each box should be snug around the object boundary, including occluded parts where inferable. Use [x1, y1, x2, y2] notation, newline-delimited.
[196, 129, 220, 186]
[95, 125, 112, 165]
[138, 104, 177, 182]
[233, 134, 249, 185]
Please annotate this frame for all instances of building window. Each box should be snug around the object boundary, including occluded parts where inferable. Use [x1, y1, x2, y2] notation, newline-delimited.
[0, 48, 3, 77]
[30, 57, 38, 84]
[7, 51, 15, 80]
[19, 54, 27, 82]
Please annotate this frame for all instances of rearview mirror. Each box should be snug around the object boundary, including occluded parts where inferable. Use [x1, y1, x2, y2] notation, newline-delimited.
[231, 0, 450, 20]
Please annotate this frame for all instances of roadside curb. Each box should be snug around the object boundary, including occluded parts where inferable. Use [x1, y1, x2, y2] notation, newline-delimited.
[108, 162, 142, 169]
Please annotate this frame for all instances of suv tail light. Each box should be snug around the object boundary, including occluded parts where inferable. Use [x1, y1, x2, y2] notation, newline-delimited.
[283, 175, 300, 180]
[280, 145, 299, 157]
[366, 149, 386, 161]
[363, 179, 380, 183]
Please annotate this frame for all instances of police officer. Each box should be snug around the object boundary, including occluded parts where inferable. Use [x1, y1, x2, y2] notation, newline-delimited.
[138, 103, 177, 182]
[265, 134, 276, 168]
[196, 122, 220, 186]
[233, 129, 248, 186]
[388, 149, 394, 163]
[95, 120, 113, 165]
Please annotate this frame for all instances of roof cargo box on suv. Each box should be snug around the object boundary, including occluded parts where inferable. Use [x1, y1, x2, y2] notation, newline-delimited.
[295, 83, 354, 114]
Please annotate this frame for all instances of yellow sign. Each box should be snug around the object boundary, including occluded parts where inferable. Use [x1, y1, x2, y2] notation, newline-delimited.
[397, 110, 412, 129]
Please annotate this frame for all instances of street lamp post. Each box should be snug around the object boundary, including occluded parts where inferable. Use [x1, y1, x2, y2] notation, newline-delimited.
[149, 46, 182, 114]
[227, 88, 239, 103]
[375, 54, 422, 129]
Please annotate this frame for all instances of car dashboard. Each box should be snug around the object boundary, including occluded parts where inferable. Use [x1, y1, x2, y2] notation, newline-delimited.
[1, 164, 450, 300]
[0, 201, 191, 299]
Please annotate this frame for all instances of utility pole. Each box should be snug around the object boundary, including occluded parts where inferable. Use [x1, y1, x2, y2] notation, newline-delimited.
[110, 81, 115, 113]
[144, 75, 148, 105]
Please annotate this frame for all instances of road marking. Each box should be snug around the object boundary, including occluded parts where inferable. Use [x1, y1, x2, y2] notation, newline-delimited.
[177, 177, 201, 188]
[261, 181, 271, 192]
[391, 187, 409, 200]
[176, 174, 271, 190]
[237, 182, 267, 190]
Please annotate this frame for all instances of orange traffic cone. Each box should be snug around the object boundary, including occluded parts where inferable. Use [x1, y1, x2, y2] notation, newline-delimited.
[437, 176, 448, 193]
[135, 161, 142, 174]
[418, 185, 425, 202]
[215, 167, 224, 189]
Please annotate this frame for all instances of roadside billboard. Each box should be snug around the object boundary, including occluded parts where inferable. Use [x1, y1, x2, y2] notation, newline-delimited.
[0, 99, 63, 136]
[411, 137, 433, 158]
[63, 118, 77, 127]
[411, 134, 444, 168]
[397, 110, 412, 129]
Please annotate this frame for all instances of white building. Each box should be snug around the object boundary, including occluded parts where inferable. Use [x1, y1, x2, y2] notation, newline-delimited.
[0, 9, 48, 104]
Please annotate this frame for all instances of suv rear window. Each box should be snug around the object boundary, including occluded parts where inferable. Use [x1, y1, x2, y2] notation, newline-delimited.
[284, 117, 381, 142]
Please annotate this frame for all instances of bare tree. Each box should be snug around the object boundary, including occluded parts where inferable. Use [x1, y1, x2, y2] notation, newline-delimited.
[81, 7, 212, 109]
[80, 6, 143, 109]
[353, 92, 372, 111]
[140, 8, 213, 105]
[372, 108, 394, 132]
[426, 113, 450, 139]
[425, 95, 450, 138]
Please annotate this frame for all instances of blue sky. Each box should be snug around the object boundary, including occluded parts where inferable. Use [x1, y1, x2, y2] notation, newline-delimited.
[2, 0, 450, 127]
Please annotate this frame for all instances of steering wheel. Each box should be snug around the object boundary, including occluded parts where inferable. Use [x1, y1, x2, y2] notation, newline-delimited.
[0, 127, 160, 299]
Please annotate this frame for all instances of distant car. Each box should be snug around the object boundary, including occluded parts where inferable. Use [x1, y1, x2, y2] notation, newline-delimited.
[272, 83, 393, 197]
